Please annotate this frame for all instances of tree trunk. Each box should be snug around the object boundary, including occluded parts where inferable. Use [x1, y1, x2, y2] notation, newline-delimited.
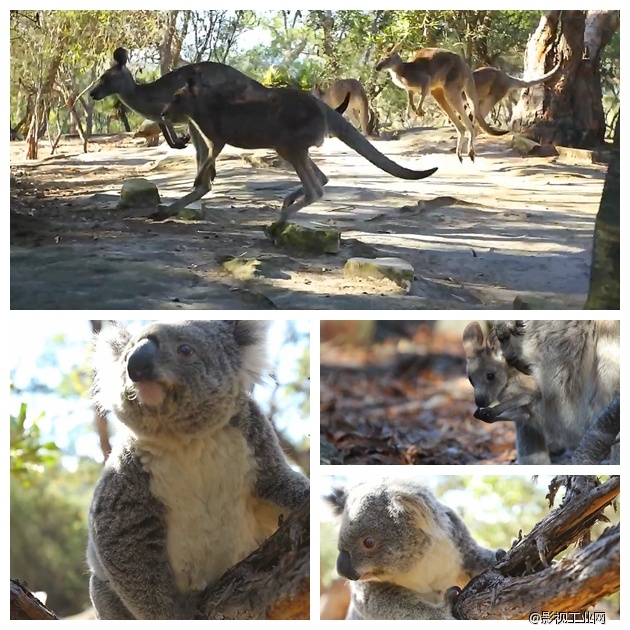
[511, 10, 619, 148]
[24, 52, 62, 159]
[585, 115, 620, 309]
[159, 10, 181, 74]
[452, 476, 620, 620]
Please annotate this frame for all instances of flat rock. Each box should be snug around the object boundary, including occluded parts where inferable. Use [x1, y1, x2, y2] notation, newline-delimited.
[117, 178, 160, 209]
[343, 257, 414, 291]
[266, 220, 341, 254]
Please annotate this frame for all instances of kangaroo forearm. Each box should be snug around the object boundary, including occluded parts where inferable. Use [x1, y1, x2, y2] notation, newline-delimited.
[159, 123, 189, 149]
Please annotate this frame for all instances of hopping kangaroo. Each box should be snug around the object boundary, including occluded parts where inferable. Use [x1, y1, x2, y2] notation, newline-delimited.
[463, 322, 544, 464]
[312, 79, 372, 136]
[471, 62, 562, 123]
[161, 74, 438, 222]
[376, 44, 508, 161]
[90, 48, 268, 210]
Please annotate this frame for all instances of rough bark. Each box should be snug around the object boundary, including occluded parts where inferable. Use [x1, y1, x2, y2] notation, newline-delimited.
[452, 475, 620, 620]
[10, 580, 58, 620]
[199, 499, 310, 619]
[511, 10, 619, 148]
[585, 115, 620, 309]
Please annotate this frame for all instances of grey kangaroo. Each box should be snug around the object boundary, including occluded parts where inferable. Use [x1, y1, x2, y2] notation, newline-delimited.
[90, 47, 268, 208]
[160, 73, 438, 221]
[491, 320, 620, 465]
[463, 322, 545, 464]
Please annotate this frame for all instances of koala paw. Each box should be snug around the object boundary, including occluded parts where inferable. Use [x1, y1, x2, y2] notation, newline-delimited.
[495, 548, 507, 561]
[444, 585, 462, 614]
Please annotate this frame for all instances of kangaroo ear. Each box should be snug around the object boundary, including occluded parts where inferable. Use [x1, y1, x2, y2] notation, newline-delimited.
[113, 47, 128, 67]
[463, 322, 484, 357]
[486, 329, 502, 355]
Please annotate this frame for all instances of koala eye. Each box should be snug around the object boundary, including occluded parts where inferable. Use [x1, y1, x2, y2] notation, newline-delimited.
[486, 373, 495, 382]
[177, 344, 195, 358]
[362, 537, 376, 550]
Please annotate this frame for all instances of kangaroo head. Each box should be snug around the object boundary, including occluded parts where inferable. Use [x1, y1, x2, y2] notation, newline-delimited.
[90, 47, 135, 101]
[311, 83, 325, 98]
[462, 322, 510, 408]
[161, 74, 199, 121]
[375, 43, 404, 72]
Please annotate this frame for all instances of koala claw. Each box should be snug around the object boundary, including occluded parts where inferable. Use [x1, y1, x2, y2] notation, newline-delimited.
[444, 585, 462, 612]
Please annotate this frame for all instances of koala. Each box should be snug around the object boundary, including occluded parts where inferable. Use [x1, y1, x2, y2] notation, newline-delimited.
[87, 320, 310, 619]
[324, 478, 500, 620]
[462, 322, 547, 465]
[492, 320, 620, 465]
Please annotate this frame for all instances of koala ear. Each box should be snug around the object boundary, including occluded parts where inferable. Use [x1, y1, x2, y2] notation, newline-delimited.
[231, 321, 272, 390]
[90, 322, 132, 412]
[462, 322, 484, 357]
[325, 486, 348, 517]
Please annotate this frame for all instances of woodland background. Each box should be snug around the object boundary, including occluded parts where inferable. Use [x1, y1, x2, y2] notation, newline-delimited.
[9, 319, 310, 617]
[10, 10, 620, 150]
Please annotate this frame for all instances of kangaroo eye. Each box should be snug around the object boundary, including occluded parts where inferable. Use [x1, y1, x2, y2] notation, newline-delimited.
[362, 537, 376, 550]
[486, 373, 495, 382]
[178, 344, 195, 357]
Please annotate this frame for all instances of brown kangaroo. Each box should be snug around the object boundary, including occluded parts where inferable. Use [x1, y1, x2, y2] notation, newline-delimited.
[312, 79, 371, 136]
[470, 62, 562, 123]
[90, 47, 268, 209]
[160, 73, 438, 222]
[375, 44, 508, 161]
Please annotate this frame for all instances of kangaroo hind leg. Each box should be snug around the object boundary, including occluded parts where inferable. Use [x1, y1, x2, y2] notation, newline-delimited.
[278, 149, 325, 223]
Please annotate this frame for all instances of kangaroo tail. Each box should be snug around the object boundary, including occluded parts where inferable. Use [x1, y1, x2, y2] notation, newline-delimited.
[465, 76, 509, 137]
[505, 61, 562, 89]
[325, 107, 437, 180]
[335, 92, 351, 115]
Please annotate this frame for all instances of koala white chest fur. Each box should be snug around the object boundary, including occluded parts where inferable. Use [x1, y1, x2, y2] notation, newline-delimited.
[137, 427, 281, 592]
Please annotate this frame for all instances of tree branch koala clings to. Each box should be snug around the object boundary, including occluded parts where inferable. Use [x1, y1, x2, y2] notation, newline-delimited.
[325, 478, 500, 620]
[88, 320, 310, 619]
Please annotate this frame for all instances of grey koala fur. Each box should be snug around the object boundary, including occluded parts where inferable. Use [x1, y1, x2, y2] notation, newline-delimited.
[325, 478, 500, 620]
[492, 320, 620, 465]
[87, 320, 310, 619]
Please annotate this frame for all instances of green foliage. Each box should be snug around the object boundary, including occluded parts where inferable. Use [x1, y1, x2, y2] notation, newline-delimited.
[10, 461, 101, 617]
[10, 401, 60, 481]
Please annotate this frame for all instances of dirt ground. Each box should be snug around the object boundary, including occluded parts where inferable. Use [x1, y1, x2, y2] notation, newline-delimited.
[10, 128, 607, 310]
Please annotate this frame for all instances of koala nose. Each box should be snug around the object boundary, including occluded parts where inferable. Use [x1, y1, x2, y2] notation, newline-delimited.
[127, 338, 159, 383]
[336, 550, 361, 581]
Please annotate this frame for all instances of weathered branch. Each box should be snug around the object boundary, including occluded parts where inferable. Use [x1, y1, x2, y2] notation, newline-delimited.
[452, 476, 620, 620]
[10, 580, 58, 620]
[199, 499, 310, 619]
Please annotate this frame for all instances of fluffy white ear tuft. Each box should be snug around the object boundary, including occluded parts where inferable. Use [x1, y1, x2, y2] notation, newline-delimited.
[90, 322, 131, 412]
[233, 321, 272, 391]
